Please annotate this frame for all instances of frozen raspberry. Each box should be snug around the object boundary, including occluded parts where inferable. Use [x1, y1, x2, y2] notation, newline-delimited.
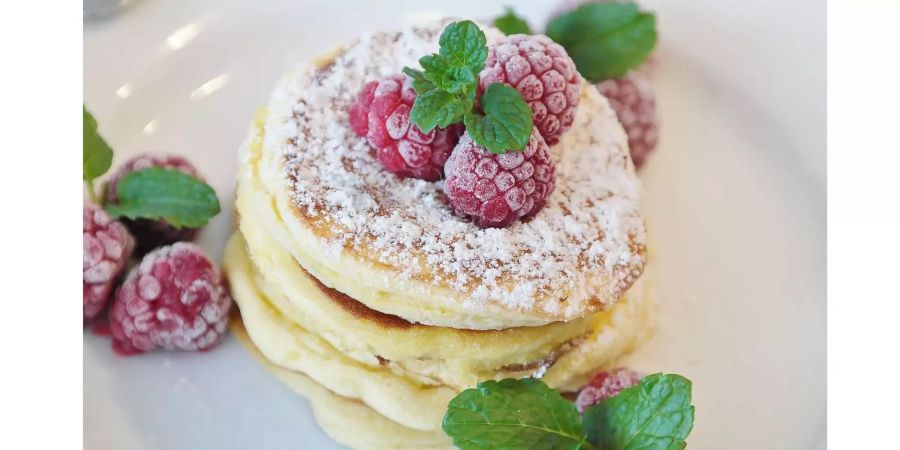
[479, 34, 582, 146]
[109, 243, 232, 356]
[349, 74, 464, 181]
[105, 154, 203, 255]
[349, 80, 377, 137]
[575, 368, 644, 412]
[84, 204, 135, 321]
[444, 131, 555, 228]
[596, 71, 659, 168]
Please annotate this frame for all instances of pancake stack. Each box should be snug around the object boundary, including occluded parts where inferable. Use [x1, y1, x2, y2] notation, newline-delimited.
[224, 19, 655, 449]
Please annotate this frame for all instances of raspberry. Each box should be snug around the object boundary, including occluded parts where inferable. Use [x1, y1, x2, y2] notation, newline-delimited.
[444, 131, 555, 228]
[105, 154, 203, 255]
[479, 34, 582, 146]
[83, 204, 135, 321]
[349, 75, 464, 181]
[575, 368, 644, 412]
[109, 243, 232, 356]
[595, 71, 659, 168]
[349, 80, 377, 137]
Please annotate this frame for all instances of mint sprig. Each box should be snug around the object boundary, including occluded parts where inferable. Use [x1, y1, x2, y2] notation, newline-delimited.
[406, 20, 533, 153]
[104, 168, 221, 228]
[584, 374, 694, 450]
[546, 2, 657, 81]
[83, 106, 113, 201]
[442, 374, 694, 450]
[443, 378, 587, 450]
[494, 7, 532, 35]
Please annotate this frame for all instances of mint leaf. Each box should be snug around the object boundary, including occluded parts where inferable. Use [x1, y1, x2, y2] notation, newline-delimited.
[420, 54, 477, 95]
[410, 90, 472, 133]
[547, 2, 642, 49]
[443, 378, 586, 450]
[464, 83, 533, 154]
[402, 67, 435, 94]
[438, 20, 488, 74]
[546, 2, 657, 81]
[104, 167, 221, 228]
[406, 20, 490, 134]
[83, 106, 113, 182]
[583, 373, 695, 450]
[494, 7, 532, 35]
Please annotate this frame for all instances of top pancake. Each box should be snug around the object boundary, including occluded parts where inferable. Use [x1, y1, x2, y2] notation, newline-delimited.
[257, 19, 647, 329]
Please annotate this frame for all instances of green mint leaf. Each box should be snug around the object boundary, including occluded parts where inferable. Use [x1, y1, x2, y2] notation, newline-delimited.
[409, 89, 472, 133]
[402, 67, 435, 95]
[465, 83, 533, 154]
[494, 7, 532, 35]
[83, 106, 113, 182]
[583, 373, 695, 450]
[407, 21, 492, 134]
[443, 378, 587, 450]
[438, 20, 488, 74]
[546, 2, 642, 49]
[420, 54, 477, 94]
[104, 167, 221, 228]
[546, 2, 657, 81]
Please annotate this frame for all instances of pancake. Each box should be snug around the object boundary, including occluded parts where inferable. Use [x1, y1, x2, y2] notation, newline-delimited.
[225, 233, 455, 431]
[236, 108, 601, 388]
[223, 231, 656, 431]
[231, 320, 454, 450]
[255, 19, 647, 329]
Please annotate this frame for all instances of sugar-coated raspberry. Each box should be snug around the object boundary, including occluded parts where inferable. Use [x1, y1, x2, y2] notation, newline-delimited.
[575, 368, 644, 412]
[105, 154, 203, 255]
[349, 75, 464, 181]
[444, 131, 555, 228]
[109, 243, 232, 356]
[349, 80, 377, 137]
[479, 34, 582, 146]
[595, 71, 658, 168]
[84, 204, 135, 321]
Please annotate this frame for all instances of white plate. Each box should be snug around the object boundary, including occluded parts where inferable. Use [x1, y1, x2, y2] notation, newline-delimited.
[84, 1, 826, 448]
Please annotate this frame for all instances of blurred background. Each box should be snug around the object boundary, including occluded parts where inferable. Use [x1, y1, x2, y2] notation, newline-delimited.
[84, 1, 825, 449]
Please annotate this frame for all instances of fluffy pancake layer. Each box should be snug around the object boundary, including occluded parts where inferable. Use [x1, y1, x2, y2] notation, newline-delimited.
[257, 19, 647, 329]
[224, 231, 656, 431]
[231, 321, 454, 450]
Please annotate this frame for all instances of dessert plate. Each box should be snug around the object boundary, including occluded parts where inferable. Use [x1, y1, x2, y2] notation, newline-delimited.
[83, 0, 825, 448]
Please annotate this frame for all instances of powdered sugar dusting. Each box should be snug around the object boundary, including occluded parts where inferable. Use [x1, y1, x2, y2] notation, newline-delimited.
[273, 20, 646, 315]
